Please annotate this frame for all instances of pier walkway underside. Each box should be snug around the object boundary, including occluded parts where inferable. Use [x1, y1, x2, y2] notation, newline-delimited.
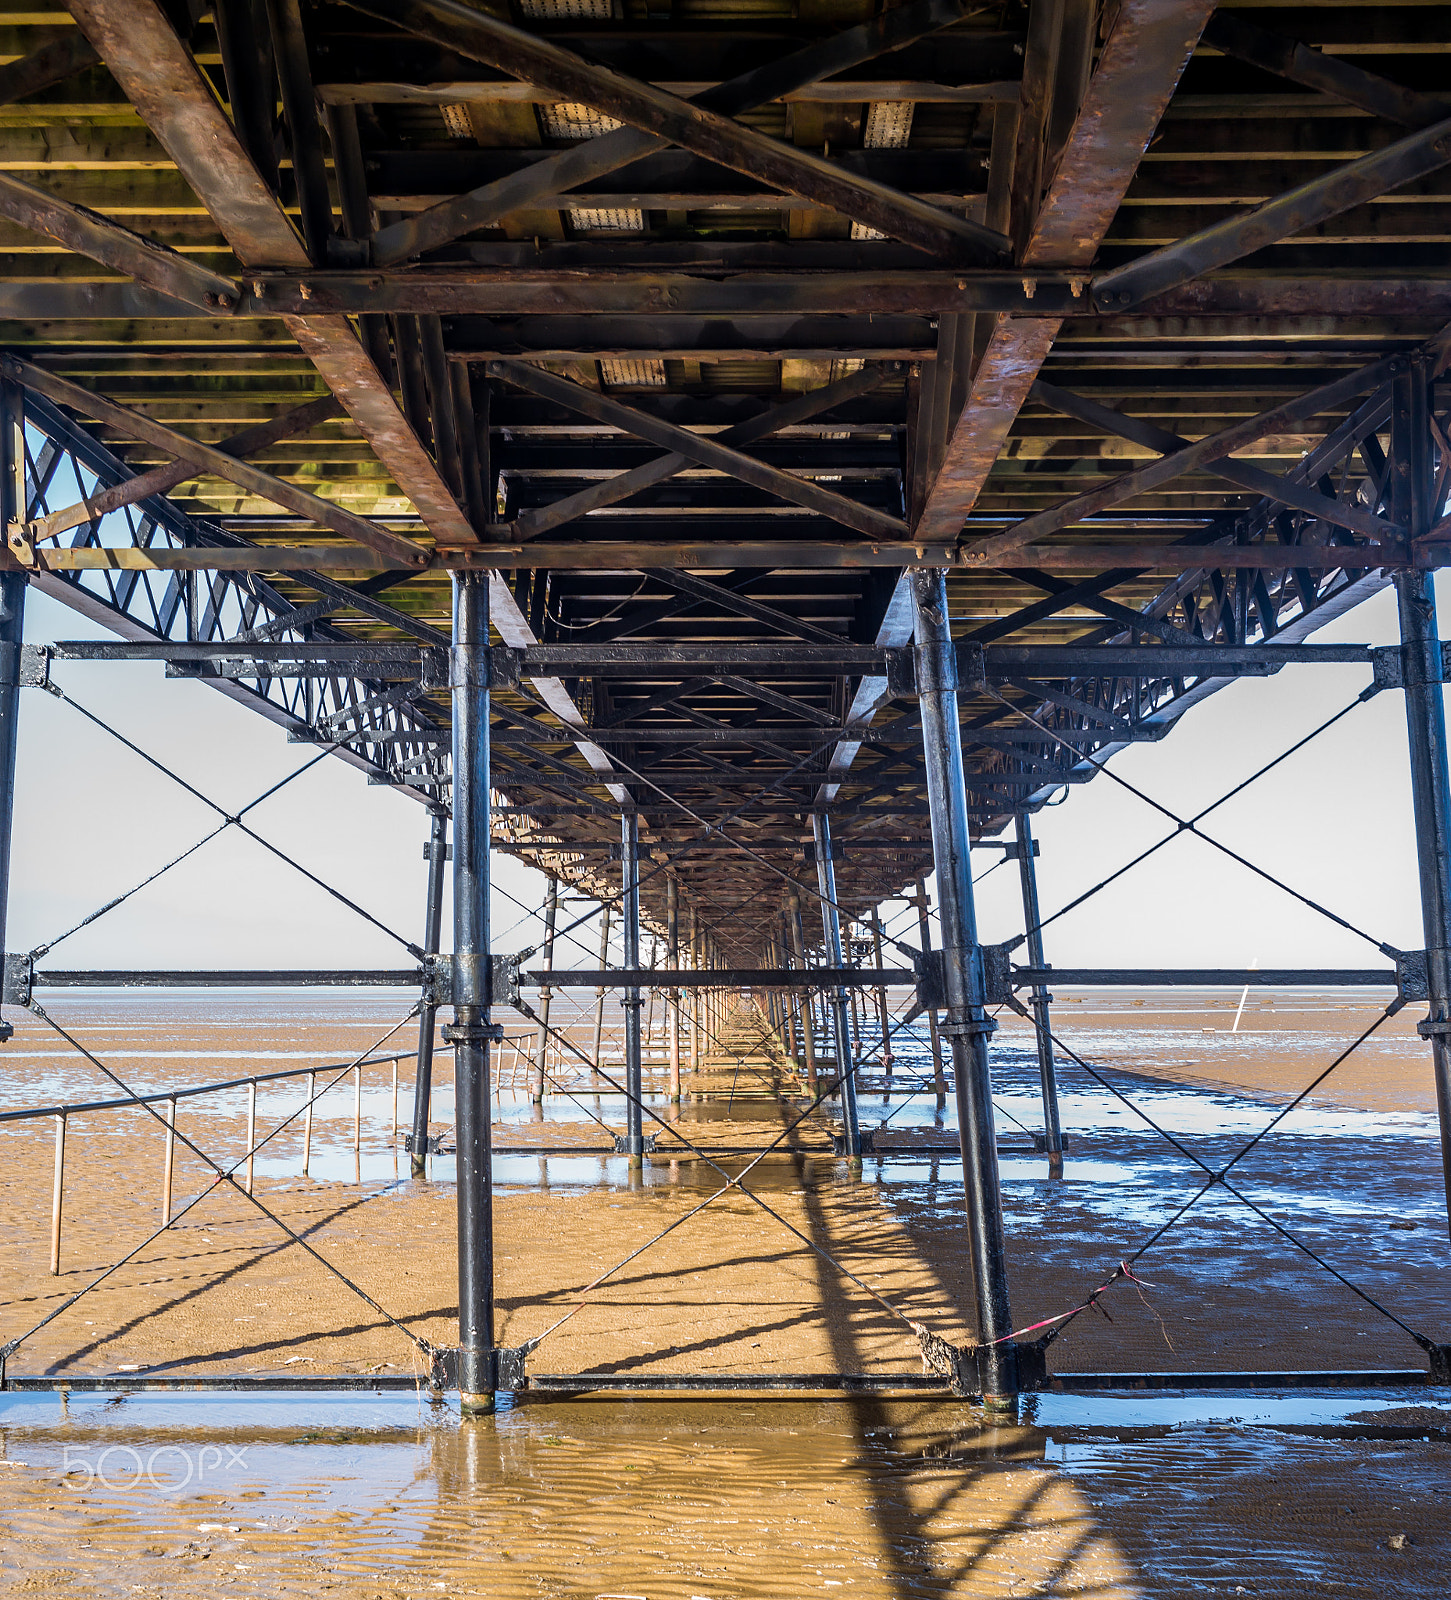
[3, 0, 1451, 1409]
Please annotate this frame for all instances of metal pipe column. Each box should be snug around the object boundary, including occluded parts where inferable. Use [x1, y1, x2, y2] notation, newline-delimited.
[531, 875, 557, 1104]
[620, 809, 646, 1163]
[590, 902, 611, 1081]
[812, 813, 861, 1159]
[667, 873, 681, 1102]
[788, 891, 818, 1091]
[1390, 357, 1451, 1236]
[1014, 812, 1064, 1179]
[447, 572, 496, 1415]
[912, 877, 946, 1101]
[409, 805, 448, 1177]
[0, 381, 27, 1045]
[910, 567, 1016, 1403]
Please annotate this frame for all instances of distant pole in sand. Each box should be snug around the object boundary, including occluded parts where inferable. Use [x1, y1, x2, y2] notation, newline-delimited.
[619, 808, 646, 1166]
[162, 1096, 176, 1219]
[813, 810, 861, 1162]
[50, 1112, 65, 1275]
[1014, 813, 1064, 1180]
[245, 1079, 257, 1195]
[410, 806, 450, 1179]
[1390, 358, 1451, 1237]
[302, 1071, 314, 1175]
[1231, 959, 1258, 1033]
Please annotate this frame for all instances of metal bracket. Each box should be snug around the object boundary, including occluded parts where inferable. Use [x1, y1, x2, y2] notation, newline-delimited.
[420, 647, 449, 690]
[422, 839, 452, 862]
[1013, 1338, 1049, 1392]
[424, 952, 520, 1011]
[1394, 948, 1430, 1006]
[980, 942, 1015, 1006]
[494, 1344, 531, 1391]
[446, 645, 523, 692]
[2, 952, 31, 1007]
[914, 948, 945, 1013]
[18, 643, 49, 688]
[1370, 642, 1451, 694]
[427, 1345, 458, 1391]
[1001, 838, 1040, 861]
[491, 952, 521, 1009]
[402, 1131, 446, 1155]
[801, 838, 845, 865]
[490, 647, 523, 691]
[441, 1020, 505, 1045]
[1429, 1344, 1451, 1382]
[883, 647, 917, 699]
[939, 1016, 998, 1041]
[832, 1128, 876, 1156]
[1032, 1133, 1070, 1154]
[613, 1133, 657, 1155]
[955, 641, 987, 693]
[6, 519, 34, 568]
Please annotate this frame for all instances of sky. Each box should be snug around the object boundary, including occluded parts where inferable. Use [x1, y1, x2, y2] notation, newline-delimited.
[7, 574, 1441, 975]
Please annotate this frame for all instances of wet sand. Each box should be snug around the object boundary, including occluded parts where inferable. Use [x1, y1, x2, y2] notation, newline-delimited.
[1, 988, 1449, 1596]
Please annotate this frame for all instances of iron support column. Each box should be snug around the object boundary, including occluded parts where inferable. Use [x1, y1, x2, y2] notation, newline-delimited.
[667, 872, 681, 1101]
[409, 805, 448, 1177]
[911, 568, 1016, 1403]
[448, 573, 495, 1415]
[0, 382, 26, 1045]
[590, 902, 611, 1081]
[812, 812, 861, 1159]
[620, 809, 645, 1162]
[913, 877, 946, 1102]
[1015, 813, 1064, 1179]
[871, 910, 894, 1081]
[1391, 358, 1451, 1237]
[788, 890, 818, 1091]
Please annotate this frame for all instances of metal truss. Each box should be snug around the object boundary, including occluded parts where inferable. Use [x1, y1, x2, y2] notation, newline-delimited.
[20, 391, 450, 805]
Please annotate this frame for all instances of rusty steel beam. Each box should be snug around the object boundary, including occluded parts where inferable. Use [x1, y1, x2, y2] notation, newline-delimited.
[9, 537, 1423, 575]
[31, 394, 345, 542]
[7, 358, 427, 567]
[347, 0, 1006, 263]
[913, 0, 1217, 546]
[62, 0, 476, 550]
[971, 348, 1409, 560]
[1029, 379, 1403, 542]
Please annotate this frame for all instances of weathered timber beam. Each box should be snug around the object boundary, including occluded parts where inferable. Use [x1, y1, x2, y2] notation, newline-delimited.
[7, 357, 426, 567]
[968, 349, 1409, 560]
[1029, 379, 1402, 541]
[32, 393, 345, 541]
[914, 0, 1217, 546]
[489, 359, 908, 544]
[348, 0, 1005, 263]
[1092, 116, 1451, 312]
[1201, 12, 1451, 129]
[63, 0, 479, 550]
[0, 27, 100, 105]
[516, 362, 897, 540]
